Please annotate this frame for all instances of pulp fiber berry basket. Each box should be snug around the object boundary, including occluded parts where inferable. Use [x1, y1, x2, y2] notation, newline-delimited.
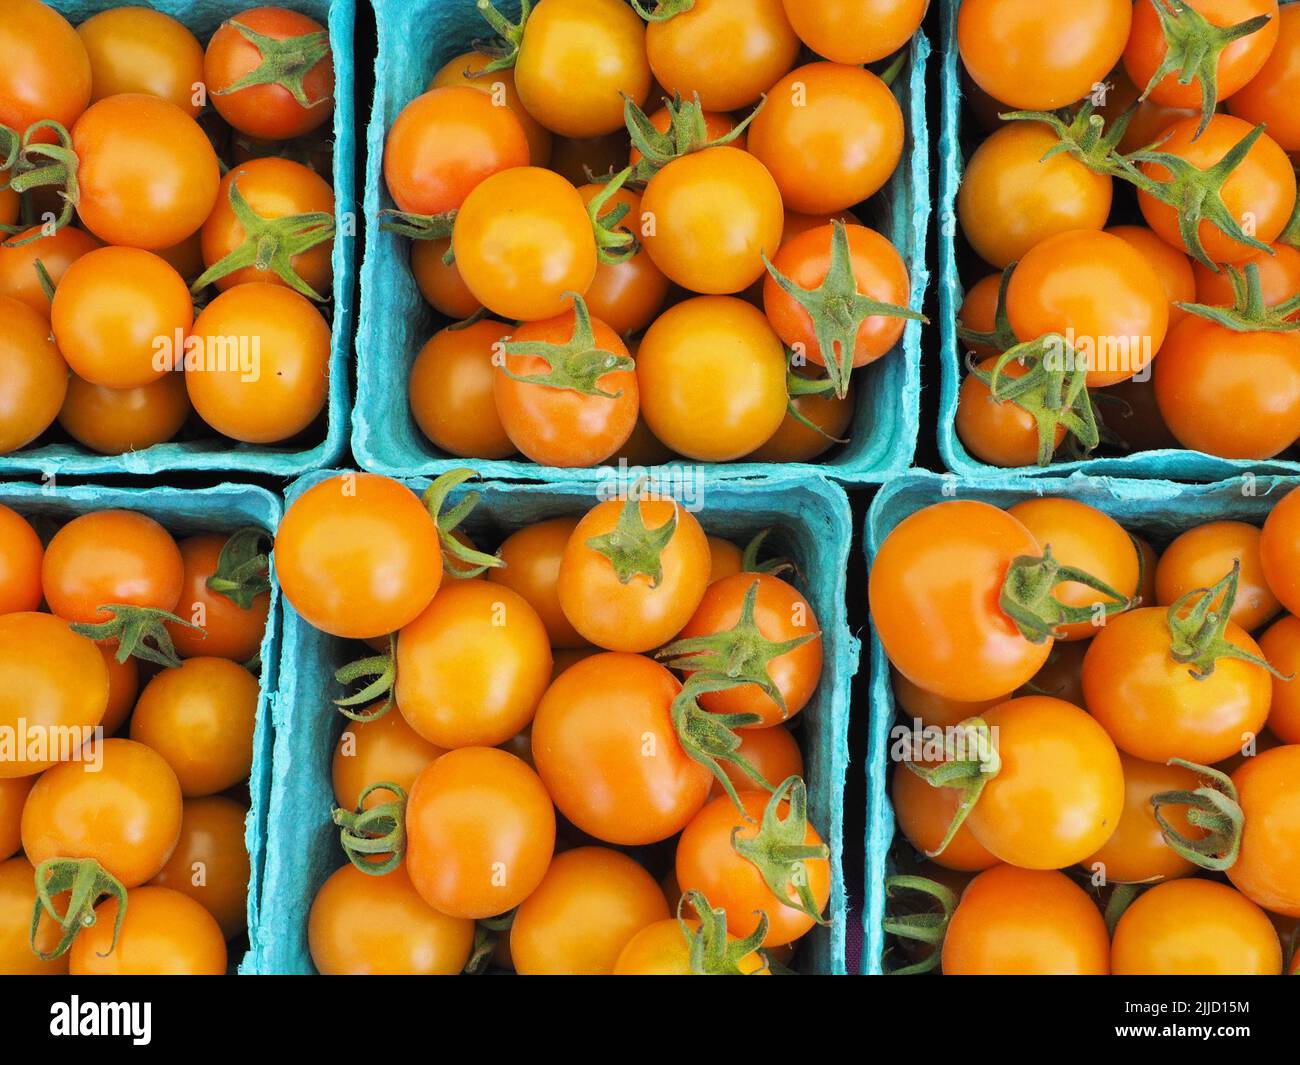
[860, 468, 1292, 974]
[352, 0, 930, 485]
[936, 0, 1300, 481]
[0, 479, 283, 975]
[0, 0, 356, 479]
[251, 470, 859, 975]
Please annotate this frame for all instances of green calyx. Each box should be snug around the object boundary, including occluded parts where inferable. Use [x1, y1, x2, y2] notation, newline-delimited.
[0, 120, 79, 242]
[332, 782, 407, 875]
[422, 468, 507, 579]
[903, 717, 1001, 858]
[669, 671, 768, 813]
[472, 0, 533, 73]
[501, 293, 635, 396]
[377, 208, 456, 243]
[624, 93, 762, 182]
[1001, 543, 1133, 643]
[730, 776, 831, 927]
[585, 483, 677, 585]
[881, 875, 959, 976]
[956, 264, 1017, 356]
[206, 526, 272, 610]
[191, 179, 334, 300]
[740, 528, 794, 578]
[1165, 561, 1291, 680]
[1151, 759, 1244, 871]
[464, 911, 514, 975]
[586, 168, 638, 265]
[678, 890, 770, 975]
[658, 577, 817, 723]
[1138, 0, 1273, 139]
[333, 634, 396, 719]
[784, 360, 849, 446]
[629, 0, 697, 21]
[762, 221, 926, 400]
[214, 19, 333, 111]
[1178, 262, 1300, 332]
[31, 858, 127, 961]
[72, 605, 201, 669]
[1001, 100, 1145, 184]
[1104, 882, 1145, 933]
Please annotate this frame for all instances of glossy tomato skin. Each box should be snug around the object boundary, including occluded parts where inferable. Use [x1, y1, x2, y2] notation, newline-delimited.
[613, 917, 769, 975]
[405, 747, 555, 920]
[205, 6, 334, 140]
[332, 708, 444, 812]
[431, 50, 552, 166]
[77, 7, 204, 116]
[1259, 616, 1300, 743]
[708, 724, 803, 799]
[943, 866, 1110, 975]
[955, 357, 1067, 468]
[410, 237, 480, 319]
[164, 533, 271, 662]
[70, 886, 226, 975]
[1108, 225, 1197, 331]
[510, 847, 669, 975]
[97, 647, 138, 738]
[489, 518, 589, 649]
[890, 669, 1010, 730]
[869, 501, 1051, 702]
[0, 503, 42, 617]
[0, 857, 69, 975]
[1194, 242, 1300, 317]
[749, 63, 904, 215]
[531, 653, 712, 846]
[1112, 878, 1282, 975]
[782, 0, 926, 64]
[1155, 521, 1280, 633]
[891, 766, 1000, 873]
[0, 226, 100, 316]
[72, 94, 220, 250]
[1230, 4, 1300, 149]
[958, 123, 1112, 269]
[1229, 745, 1300, 917]
[578, 184, 670, 335]
[0, 0, 91, 135]
[1082, 606, 1272, 765]
[58, 373, 190, 456]
[0, 776, 34, 860]
[308, 862, 474, 975]
[409, 319, 514, 460]
[1261, 485, 1300, 617]
[150, 795, 250, 939]
[957, 0, 1131, 110]
[744, 377, 856, 463]
[0, 297, 69, 455]
[274, 473, 442, 640]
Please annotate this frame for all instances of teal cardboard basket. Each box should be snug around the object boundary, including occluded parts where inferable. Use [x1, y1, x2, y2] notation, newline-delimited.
[251, 470, 859, 975]
[936, 0, 1300, 481]
[1, 0, 355, 479]
[0, 479, 282, 974]
[353, 0, 929, 485]
[860, 468, 1293, 974]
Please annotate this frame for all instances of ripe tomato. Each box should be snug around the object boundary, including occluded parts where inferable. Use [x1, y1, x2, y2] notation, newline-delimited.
[164, 533, 271, 663]
[129, 658, 258, 797]
[532, 653, 712, 845]
[869, 501, 1053, 702]
[709, 723, 803, 799]
[613, 916, 769, 975]
[51, 247, 191, 390]
[150, 795, 250, 940]
[308, 862, 474, 975]
[0, 226, 100, 316]
[641, 147, 784, 294]
[578, 183, 670, 335]
[1156, 521, 1279, 633]
[890, 668, 1010, 730]
[409, 319, 514, 459]
[1138, 115, 1296, 264]
[955, 357, 1068, 468]
[494, 304, 639, 468]
[782, 0, 926, 64]
[744, 376, 855, 462]
[332, 708, 444, 812]
[0, 504, 41, 617]
[1107, 225, 1197, 331]
[58, 372, 190, 456]
[1229, 3, 1300, 149]
[0, 857, 69, 974]
[431, 50, 552, 167]
[749, 63, 903, 214]
[0, 296, 69, 455]
[1154, 315, 1300, 459]
[204, 6, 334, 140]
[958, 123, 1112, 270]
[77, 7, 204, 117]
[72, 94, 221, 249]
[627, 107, 744, 169]
[382, 87, 529, 218]
[405, 746, 555, 919]
[957, 0, 1131, 110]
[1006, 229, 1169, 387]
[548, 130, 633, 187]
[1229, 745, 1300, 916]
[637, 296, 788, 461]
[1005, 498, 1140, 642]
[514, 0, 651, 139]
[276, 473, 442, 640]
[1082, 754, 1201, 884]
[1083, 607, 1272, 764]
[0, 0, 91, 135]
[1097, 64, 1200, 153]
[489, 518, 590, 649]
[510, 847, 669, 975]
[942, 865, 1110, 975]
[1259, 616, 1300, 743]
[395, 580, 551, 749]
[0, 775, 34, 860]
[557, 494, 710, 652]
[1124, 0, 1279, 112]
[69, 886, 226, 975]
[1113, 878, 1282, 975]
[97, 646, 138, 738]
[1261, 485, 1300, 617]
[1194, 242, 1300, 316]
[891, 767, 1000, 873]
[453, 167, 598, 322]
[410, 237, 480, 318]
[644, 0, 800, 112]
[185, 282, 330, 444]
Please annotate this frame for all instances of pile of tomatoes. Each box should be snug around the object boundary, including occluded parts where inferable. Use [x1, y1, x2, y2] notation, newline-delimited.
[873, 485, 1300, 975]
[270, 470, 832, 974]
[0, 1, 337, 459]
[384, 0, 927, 469]
[951, 0, 1300, 468]
[0, 499, 271, 975]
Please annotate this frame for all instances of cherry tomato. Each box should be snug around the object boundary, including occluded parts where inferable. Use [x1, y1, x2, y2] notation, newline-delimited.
[97, 646, 138, 738]
[0, 504, 41, 617]
[613, 916, 769, 975]
[453, 167, 598, 322]
[548, 130, 631, 187]
[709, 723, 803, 799]
[164, 533, 271, 663]
[578, 184, 670, 335]
[1097, 64, 1200, 154]
[1259, 616, 1300, 743]
[410, 237, 480, 319]
[744, 376, 855, 462]
[0, 296, 69, 455]
[1229, 3, 1300, 149]
[332, 708, 444, 812]
[955, 357, 1067, 468]
[0, 857, 70, 975]
[1156, 521, 1279, 633]
[890, 668, 1010, 730]
[1229, 745, 1300, 916]
[70, 886, 226, 975]
[308, 861, 474, 975]
[628, 107, 743, 168]
[782, 0, 926, 64]
[1261, 485, 1300, 617]
[532, 653, 711, 845]
[151, 795, 250, 940]
[1107, 224, 1197, 331]
[431, 50, 552, 166]
[489, 518, 589, 649]
[891, 767, 1000, 873]
[77, 7, 204, 117]
[0, 0, 91, 136]
[405, 746, 555, 919]
[409, 319, 514, 459]
[957, 0, 1132, 110]
[1194, 242, 1300, 316]
[0, 775, 34, 861]
[58, 372, 190, 456]
[204, 6, 334, 141]
[0, 225, 100, 316]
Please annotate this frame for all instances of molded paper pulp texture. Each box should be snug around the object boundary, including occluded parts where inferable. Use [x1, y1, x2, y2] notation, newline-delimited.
[0, 481, 283, 976]
[0, 0, 356, 478]
[353, 0, 930, 484]
[252, 471, 859, 975]
[860, 469, 1291, 973]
